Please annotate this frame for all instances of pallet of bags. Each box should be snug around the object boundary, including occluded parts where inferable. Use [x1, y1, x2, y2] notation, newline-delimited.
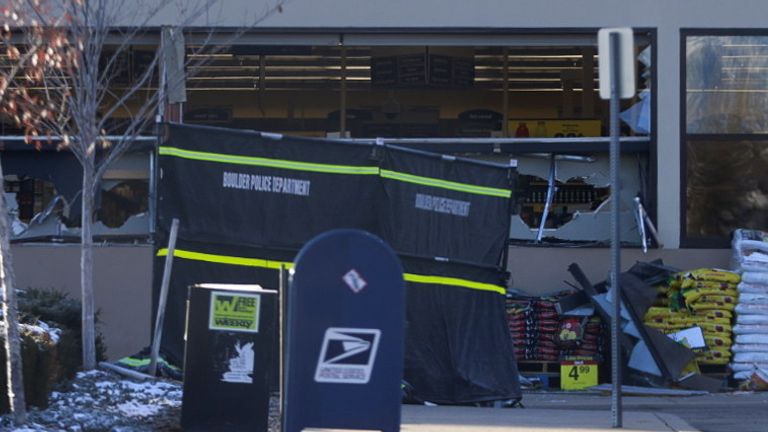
[676, 269, 738, 365]
[644, 268, 739, 367]
[731, 229, 768, 380]
[506, 296, 561, 362]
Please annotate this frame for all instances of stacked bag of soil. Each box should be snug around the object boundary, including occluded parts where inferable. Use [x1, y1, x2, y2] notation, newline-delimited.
[731, 229, 768, 380]
[507, 296, 561, 361]
[507, 294, 605, 362]
[644, 268, 739, 366]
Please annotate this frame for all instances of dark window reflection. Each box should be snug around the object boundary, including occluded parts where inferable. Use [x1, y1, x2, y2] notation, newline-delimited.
[686, 140, 768, 238]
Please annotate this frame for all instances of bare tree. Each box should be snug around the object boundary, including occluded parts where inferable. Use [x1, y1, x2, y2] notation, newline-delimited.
[11, 0, 286, 370]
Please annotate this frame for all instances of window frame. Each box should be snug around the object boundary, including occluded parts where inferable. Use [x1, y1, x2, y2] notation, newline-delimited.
[680, 29, 768, 248]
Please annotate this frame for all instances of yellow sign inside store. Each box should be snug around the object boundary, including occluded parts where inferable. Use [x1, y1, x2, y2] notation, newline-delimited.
[509, 119, 601, 138]
[560, 360, 598, 390]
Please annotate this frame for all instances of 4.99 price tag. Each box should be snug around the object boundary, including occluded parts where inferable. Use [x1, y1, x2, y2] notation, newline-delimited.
[560, 360, 598, 390]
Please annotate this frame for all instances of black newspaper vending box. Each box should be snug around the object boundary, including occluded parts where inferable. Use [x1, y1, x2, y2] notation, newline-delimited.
[181, 284, 277, 432]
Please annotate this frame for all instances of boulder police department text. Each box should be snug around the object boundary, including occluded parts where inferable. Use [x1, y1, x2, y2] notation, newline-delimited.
[223, 171, 311, 197]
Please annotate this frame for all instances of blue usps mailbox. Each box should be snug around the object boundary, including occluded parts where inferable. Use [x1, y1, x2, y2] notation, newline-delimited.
[283, 229, 405, 432]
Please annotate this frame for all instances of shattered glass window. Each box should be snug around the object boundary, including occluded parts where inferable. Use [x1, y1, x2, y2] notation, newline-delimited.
[97, 180, 149, 228]
[516, 175, 609, 230]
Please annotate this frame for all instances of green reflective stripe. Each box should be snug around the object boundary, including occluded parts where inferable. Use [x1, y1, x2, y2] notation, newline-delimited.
[404, 273, 506, 295]
[159, 146, 379, 175]
[157, 248, 294, 270]
[118, 357, 150, 367]
[156, 248, 503, 295]
[118, 357, 176, 368]
[380, 169, 511, 198]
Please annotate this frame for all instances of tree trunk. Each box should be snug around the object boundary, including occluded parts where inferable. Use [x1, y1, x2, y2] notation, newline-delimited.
[0, 155, 27, 424]
[81, 162, 97, 371]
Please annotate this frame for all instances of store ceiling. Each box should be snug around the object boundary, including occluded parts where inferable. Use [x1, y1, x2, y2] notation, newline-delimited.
[185, 46, 601, 92]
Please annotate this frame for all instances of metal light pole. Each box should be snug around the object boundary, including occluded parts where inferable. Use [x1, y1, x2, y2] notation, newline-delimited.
[609, 31, 623, 429]
[599, 27, 635, 429]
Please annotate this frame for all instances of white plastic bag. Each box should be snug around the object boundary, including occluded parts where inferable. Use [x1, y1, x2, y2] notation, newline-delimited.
[736, 250, 768, 273]
[738, 282, 768, 294]
[731, 362, 768, 373]
[732, 343, 768, 353]
[734, 324, 768, 335]
[738, 315, 768, 325]
[739, 293, 768, 304]
[733, 229, 768, 255]
[736, 334, 768, 345]
[734, 352, 768, 363]
[742, 272, 768, 285]
[736, 303, 768, 315]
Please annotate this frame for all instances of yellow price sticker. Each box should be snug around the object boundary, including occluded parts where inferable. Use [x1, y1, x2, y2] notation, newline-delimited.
[560, 361, 598, 390]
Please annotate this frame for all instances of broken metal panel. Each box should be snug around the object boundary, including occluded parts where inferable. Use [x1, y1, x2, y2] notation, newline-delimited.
[628, 340, 662, 377]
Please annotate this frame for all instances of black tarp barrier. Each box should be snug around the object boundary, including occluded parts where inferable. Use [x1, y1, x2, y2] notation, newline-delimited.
[401, 257, 521, 403]
[380, 147, 512, 267]
[159, 124, 380, 251]
[151, 238, 292, 366]
[155, 123, 520, 403]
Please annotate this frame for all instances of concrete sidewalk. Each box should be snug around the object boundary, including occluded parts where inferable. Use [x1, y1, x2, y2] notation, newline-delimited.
[401, 405, 698, 432]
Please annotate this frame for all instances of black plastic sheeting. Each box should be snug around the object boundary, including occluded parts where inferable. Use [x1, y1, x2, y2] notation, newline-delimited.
[380, 149, 510, 267]
[401, 257, 519, 403]
[155, 123, 520, 403]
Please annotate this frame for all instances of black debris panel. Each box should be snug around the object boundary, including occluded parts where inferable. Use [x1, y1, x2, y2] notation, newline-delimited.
[566, 262, 709, 389]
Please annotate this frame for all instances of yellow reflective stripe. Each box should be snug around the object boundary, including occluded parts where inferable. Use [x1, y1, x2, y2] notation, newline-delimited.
[157, 248, 294, 270]
[159, 146, 379, 176]
[156, 248, 503, 294]
[160, 146, 510, 198]
[404, 273, 506, 295]
[380, 169, 511, 198]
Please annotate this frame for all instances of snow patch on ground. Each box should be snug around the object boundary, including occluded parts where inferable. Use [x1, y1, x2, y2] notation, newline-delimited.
[1, 367, 276, 431]
[1, 369, 185, 431]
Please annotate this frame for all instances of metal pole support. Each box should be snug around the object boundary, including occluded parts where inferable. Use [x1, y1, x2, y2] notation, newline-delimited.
[609, 31, 623, 429]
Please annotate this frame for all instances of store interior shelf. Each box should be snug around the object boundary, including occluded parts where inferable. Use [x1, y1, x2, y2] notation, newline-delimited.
[345, 136, 651, 154]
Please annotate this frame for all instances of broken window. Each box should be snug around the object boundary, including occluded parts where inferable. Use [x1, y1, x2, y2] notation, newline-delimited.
[3, 176, 58, 222]
[508, 153, 649, 245]
[516, 175, 609, 230]
[97, 180, 149, 228]
[2, 145, 152, 242]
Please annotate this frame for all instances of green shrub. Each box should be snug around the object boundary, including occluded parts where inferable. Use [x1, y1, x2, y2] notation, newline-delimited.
[0, 324, 59, 413]
[0, 288, 108, 413]
[18, 288, 107, 379]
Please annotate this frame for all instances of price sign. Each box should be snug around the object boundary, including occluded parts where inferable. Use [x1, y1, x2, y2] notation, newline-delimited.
[507, 119, 601, 138]
[560, 360, 598, 390]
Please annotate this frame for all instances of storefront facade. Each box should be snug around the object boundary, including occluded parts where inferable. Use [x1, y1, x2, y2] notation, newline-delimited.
[6, 0, 766, 357]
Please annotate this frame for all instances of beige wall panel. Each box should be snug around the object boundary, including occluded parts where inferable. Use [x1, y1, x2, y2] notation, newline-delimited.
[10, 244, 153, 360]
[507, 246, 732, 296]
